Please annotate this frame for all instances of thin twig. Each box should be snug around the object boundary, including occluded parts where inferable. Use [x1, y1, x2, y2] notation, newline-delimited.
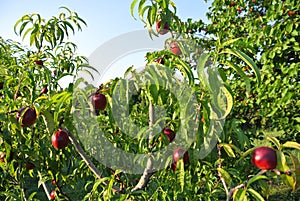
[226, 170, 267, 201]
[217, 144, 229, 195]
[38, 171, 51, 200]
[14, 71, 25, 100]
[131, 101, 155, 192]
[67, 130, 123, 193]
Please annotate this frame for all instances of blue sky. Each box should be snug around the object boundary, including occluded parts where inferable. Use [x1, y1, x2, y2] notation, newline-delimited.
[0, 0, 210, 56]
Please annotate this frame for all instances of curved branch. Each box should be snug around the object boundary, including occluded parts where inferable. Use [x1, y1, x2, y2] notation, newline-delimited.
[67, 130, 123, 193]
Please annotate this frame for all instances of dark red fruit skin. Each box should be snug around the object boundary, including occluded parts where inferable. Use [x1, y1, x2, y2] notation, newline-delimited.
[114, 129, 119, 135]
[156, 20, 169, 35]
[50, 190, 55, 200]
[41, 86, 48, 94]
[26, 162, 35, 170]
[170, 42, 182, 55]
[154, 58, 165, 65]
[51, 129, 70, 150]
[16, 107, 37, 127]
[0, 152, 5, 163]
[91, 93, 107, 110]
[51, 180, 57, 186]
[171, 148, 189, 171]
[251, 146, 277, 170]
[163, 128, 175, 142]
[288, 11, 295, 17]
[34, 60, 43, 66]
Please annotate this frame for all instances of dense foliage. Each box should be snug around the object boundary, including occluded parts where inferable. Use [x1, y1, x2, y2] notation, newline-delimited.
[0, 1, 299, 200]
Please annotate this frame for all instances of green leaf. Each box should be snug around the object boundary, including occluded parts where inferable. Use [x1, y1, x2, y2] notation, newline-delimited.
[224, 61, 251, 96]
[63, 20, 75, 35]
[175, 58, 195, 86]
[130, 0, 139, 19]
[282, 141, 300, 150]
[277, 150, 294, 188]
[235, 147, 256, 164]
[247, 175, 268, 187]
[14, 15, 30, 35]
[233, 187, 247, 201]
[221, 143, 236, 158]
[217, 167, 232, 187]
[176, 160, 185, 192]
[221, 38, 241, 48]
[266, 136, 281, 150]
[18, 21, 30, 36]
[221, 48, 261, 85]
[41, 110, 55, 134]
[138, 0, 147, 22]
[288, 152, 300, 191]
[247, 188, 265, 201]
[197, 53, 211, 90]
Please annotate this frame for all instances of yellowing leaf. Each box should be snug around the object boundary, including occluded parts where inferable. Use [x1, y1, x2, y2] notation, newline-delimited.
[282, 141, 300, 150]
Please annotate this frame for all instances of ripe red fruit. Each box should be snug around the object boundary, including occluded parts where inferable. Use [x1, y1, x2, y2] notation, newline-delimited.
[154, 58, 165, 65]
[50, 190, 56, 200]
[113, 129, 119, 135]
[251, 147, 277, 170]
[34, 60, 43, 66]
[26, 162, 35, 170]
[171, 148, 189, 171]
[41, 86, 48, 95]
[16, 107, 37, 127]
[288, 11, 295, 17]
[230, 2, 235, 7]
[53, 70, 57, 76]
[170, 42, 182, 56]
[51, 180, 57, 186]
[91, 93, 107, 110]
[0, 152, 5, 163]
[51, 129, 70, 150]
[156, 20, 169, 35]
[163, 128, 175, 142]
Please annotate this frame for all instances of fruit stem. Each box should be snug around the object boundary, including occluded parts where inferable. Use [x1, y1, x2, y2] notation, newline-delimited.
[67, 129, 123, 193]
[131, 101, 155, 192]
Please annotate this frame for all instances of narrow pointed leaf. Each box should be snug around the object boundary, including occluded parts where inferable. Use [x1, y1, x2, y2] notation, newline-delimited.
[221, 48, 261, 84]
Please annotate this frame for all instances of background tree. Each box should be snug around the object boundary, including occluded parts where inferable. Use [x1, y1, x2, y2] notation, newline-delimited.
[0, 0, 299, 200]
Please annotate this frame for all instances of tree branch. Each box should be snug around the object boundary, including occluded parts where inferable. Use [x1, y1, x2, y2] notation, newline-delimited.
[131, 101, 155, 192]
[38, 171, 51, 200]
[217, 144, 229, 195]
[226, 169, 267, 201]
[67, 130, 123, 193]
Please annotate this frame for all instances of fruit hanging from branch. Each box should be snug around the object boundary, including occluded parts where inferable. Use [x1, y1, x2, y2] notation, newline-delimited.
[170, 42, 182, 56]
[0, 152, 5, 163]
[156, 20, 169, 35]
[16, 106, 37, 127]
[34, 60, 44, 66]
[25, 162, 35, 170]
[162, 128, 175, 142]
[91, 92, 107, 111]
[171, 148, 189, 171]
[40, 86, 48, 95]
[50, 190, 56, 200]
[251, 146, 277, 170]
[51, 129, 70, 150]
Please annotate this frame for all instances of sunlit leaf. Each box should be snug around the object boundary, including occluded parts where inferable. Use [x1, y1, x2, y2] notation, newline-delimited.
[247, 188, 265, 201]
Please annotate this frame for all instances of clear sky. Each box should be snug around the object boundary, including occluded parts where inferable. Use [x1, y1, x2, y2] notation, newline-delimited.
[0, 0, 211, 56]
